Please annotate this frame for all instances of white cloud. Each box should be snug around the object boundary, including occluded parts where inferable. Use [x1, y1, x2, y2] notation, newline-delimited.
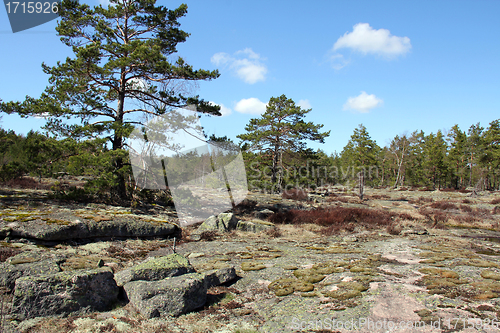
[328, 53, 350, 70]
[209, 101, 232, 117]
[211, 48, 267, 84]
[333, 23, 411, 58]
[297, 99, 312, 109]
[234, 98, 267, 115]
[343, 91, 383, 113]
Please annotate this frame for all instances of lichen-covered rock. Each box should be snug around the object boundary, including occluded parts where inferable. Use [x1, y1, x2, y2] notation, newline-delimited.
[114, 253, 195, 287]
[0, 252, 63, 291]
[12, 268, 119, 320]
[253, 209, 274, 220]
[202, 267, 237, 288]
[236, 219, 274, 233]
[196, 213, 238, 233]
[0, 218, 179, 241]
[123, 273, 206, 318]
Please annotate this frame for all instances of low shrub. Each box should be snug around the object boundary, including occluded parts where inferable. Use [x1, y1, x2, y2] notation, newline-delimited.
[430, 201, 458, 210]
[460, 204, 473, 212]
[282, 188, 308, 201]
[265, 227, 282, 238]
[491, 198, 500, 205]
[1, 177, 52, 190]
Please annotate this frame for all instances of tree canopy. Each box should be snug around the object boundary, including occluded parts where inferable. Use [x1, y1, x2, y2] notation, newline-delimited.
[237, 94, 330, 192]
[0, 0, 221, 199]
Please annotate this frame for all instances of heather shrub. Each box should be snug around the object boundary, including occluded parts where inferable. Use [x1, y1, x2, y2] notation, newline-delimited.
[282, 188, 308, 201]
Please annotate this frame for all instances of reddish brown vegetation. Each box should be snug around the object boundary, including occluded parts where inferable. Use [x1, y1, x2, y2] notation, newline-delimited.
[491, 198, 500, 205]
[199, 230, 218, 241]
[460, 204, 473, 213]
[0, 177, 52, 190]
[418, 187, 434, 191]
[0, 247, 20, 262]
[233, 199, 258, 215]
[265, 226, 282, 238]
[408, 196, 434, 204]
[269, 207, 393, 226]
[368, 194, 390, 200]
[268, 206, 419, 235]
[326, 196, 351, 203]
[386, 223, 402, 235]
[462, 199, 472, 204]
[453, 214, 479, 224]
[282, 188, 308, 201]
[430, 201, 458, 210]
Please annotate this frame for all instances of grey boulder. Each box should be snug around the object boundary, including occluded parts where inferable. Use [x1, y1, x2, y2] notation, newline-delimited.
[202, 267, 237, 288]
[114, 253, 195, 287]
[196, 213, 238, 233]
[12, 268, 119, 320]
[123, 273, 207, 318]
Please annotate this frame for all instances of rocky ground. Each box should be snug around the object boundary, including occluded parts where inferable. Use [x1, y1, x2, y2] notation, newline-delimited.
[1, 185, 500, 332]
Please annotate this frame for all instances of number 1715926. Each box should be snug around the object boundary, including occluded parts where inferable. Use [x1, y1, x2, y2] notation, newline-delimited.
[5, 2, 59, 14]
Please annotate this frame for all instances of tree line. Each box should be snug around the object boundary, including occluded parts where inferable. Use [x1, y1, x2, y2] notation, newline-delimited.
[1, 0, 499, 205]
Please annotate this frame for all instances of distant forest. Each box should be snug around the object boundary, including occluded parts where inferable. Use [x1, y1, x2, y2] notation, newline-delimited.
[1, 118, 499, 204]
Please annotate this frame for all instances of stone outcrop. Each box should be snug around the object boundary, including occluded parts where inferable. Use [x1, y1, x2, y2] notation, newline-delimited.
[195, 213, 239, 233]
[123, 273, 207, 318]
[202, 267, 237, 288]
[12, 268, 119, 320]
[236, 219, 275, 233]
[0, 251, 63, 291]
[114, 253, 195, 287]
[0, 218, 178, 241]
[253, 209, 274, 220]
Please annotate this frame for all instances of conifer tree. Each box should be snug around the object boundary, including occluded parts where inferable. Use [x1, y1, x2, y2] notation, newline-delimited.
[340, 124, 380, 184]
[0, 0, 220, 199]
[237, 94, 329, 193]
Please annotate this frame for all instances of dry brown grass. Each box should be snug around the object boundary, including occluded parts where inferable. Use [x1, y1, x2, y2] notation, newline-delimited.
[265, 227, 282, 238]
[491, 198, 500, 205]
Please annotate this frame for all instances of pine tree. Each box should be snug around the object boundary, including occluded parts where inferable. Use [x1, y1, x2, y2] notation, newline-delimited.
[481, 120, 500, 189]
[0, 0, 220, 199]
[340, 124, 380, 184]
[447, 124, 468, 189]
[237, 94, 329, 193]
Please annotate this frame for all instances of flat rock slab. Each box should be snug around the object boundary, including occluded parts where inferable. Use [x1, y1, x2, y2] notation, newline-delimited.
[0, 251, 63, 291]
[0, 217, 178, 241]
[202, 267, 237, 288]
[12, 268, 119, 320]
[114, 253, 195, 287]
[236, 219, 275, 232]
[123, 272, 207, 318]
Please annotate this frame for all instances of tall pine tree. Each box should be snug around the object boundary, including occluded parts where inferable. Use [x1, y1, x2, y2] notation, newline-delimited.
[0, 0, 220, 199]
[237, 94, 329, 193]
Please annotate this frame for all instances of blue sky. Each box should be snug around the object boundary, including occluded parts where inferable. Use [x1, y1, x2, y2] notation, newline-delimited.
[1, 0, 499, 155]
